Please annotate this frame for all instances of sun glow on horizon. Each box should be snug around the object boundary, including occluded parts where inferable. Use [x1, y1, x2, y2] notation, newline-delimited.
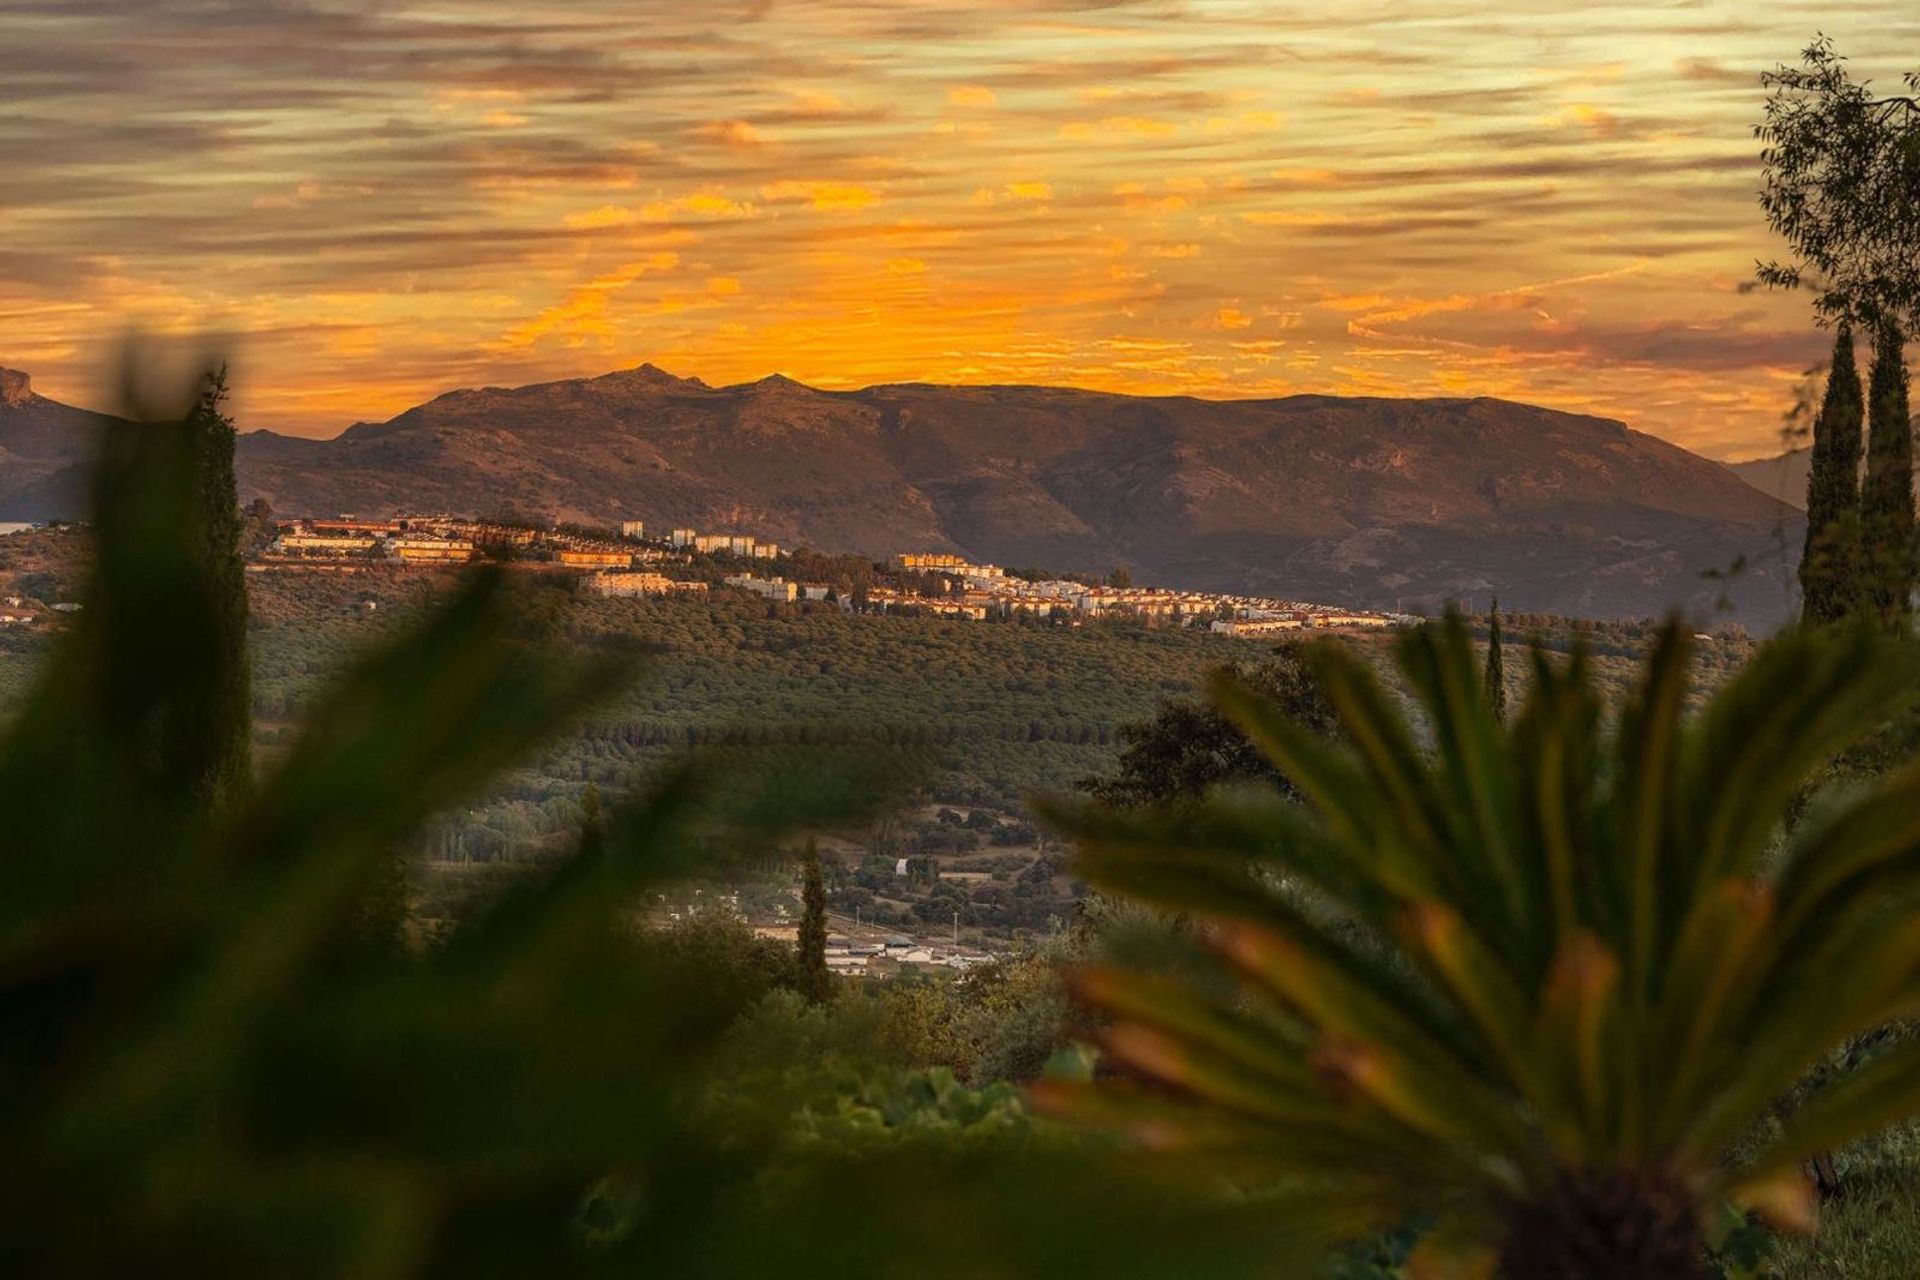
[5, 0, 1917, 460]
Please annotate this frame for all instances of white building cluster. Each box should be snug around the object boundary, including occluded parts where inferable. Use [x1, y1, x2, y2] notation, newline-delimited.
[671, 528, 781, 560]
[722, 573, 799, 603]
[265, 516, 686, 571]
[255, 515, 1396, 633]
[583, 571, 709, 598]
[270, 518, 476, 565]
[820, 934, 993, 977]
[882, 553, 1398, 632]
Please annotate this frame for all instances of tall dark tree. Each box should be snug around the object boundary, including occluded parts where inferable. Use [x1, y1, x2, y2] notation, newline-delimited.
[1862, 320, 1916, 629]
[797, 842, 832, 1004]
[1081, 647, 1339, 807]
[1483, 598, 1507, 722]
[1800, 325, 1867, 623]
[240, 495, 278, 556]
[182, 366, 252, 810]
[578, 780, 603, 852]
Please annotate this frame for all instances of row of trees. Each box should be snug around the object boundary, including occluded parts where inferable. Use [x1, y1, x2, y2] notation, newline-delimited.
[1768, 38, 1920, 627]
[1797, 320, 1914, 626]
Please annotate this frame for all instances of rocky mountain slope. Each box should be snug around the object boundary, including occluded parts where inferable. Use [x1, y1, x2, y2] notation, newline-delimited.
[0, 368, 123, 521]
[1, 362, 1804, 621]
[1726, 433, 1920, 513]
[1726, 448, 1811, 509]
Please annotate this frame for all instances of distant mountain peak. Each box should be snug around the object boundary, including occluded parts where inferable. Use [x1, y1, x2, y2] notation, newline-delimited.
[744, 372, 812, 392]
[1, 367, 33, 408]
[598, 362, 695, 389]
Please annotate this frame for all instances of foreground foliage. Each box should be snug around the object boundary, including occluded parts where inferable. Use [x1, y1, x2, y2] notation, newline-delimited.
[1043, 615, 1920, 1278]
[0, 376, 1326, 1278]
[0, 375, 870, 1274]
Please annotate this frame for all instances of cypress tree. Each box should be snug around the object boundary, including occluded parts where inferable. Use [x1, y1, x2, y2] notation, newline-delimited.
[183, 366, 253, 810]
[1862, 320, 1915, 631]
[1484, 598, 1507, 723]
[797, 843, 831, 1004]
[578, 783, 603, 856]
[1800, 325, 1865, 624]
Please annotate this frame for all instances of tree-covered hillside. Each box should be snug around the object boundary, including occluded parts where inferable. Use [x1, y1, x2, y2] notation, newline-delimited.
[0, 542, 1758, 844]
[0, 540, 1757, 946]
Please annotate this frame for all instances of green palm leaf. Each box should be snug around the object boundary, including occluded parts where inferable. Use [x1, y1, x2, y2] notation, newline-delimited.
[1045, 611, 1920, 1278]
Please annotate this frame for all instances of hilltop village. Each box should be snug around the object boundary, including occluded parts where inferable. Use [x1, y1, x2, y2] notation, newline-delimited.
[2, 511, 1407, 972]
[260, 513, 1402, 634]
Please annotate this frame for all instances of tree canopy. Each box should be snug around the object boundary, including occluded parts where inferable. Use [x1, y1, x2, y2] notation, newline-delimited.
[1758, 36, 1920, 334]
[1080, 647, 1340, 807]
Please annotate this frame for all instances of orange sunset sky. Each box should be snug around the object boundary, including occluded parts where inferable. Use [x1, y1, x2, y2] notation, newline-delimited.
[3, 1, 1916, 459]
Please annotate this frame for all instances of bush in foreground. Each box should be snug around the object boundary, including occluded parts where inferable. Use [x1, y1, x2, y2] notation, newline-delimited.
[1043, 615, 1920, 1278]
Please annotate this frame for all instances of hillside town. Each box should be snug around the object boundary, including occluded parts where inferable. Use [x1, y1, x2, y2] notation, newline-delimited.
[255, 513, 1405, 633]
[658, 887, 998, 978]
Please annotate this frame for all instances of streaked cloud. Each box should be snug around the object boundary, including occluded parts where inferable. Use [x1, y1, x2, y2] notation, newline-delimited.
[759, 180, 882, 211]
[640, 193, 760, 221]
[2, 0, 1916, 460]
[692, 119, 766, 148]
[1060, 116, 1183, 140]
[947, 85, 999, 108]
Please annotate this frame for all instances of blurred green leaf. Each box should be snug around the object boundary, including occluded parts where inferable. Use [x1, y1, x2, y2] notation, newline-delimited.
[1047, 611, 1920, 1275]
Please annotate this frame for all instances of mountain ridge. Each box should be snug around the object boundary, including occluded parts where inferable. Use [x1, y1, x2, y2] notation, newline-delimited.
[1727, 434, 1920, 512]
[0, 366, 126, 520]
[1, 361, 1802, 622]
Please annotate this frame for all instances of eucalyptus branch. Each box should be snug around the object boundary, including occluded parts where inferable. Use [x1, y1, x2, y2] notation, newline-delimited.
[1757, 39, 1920, 334]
